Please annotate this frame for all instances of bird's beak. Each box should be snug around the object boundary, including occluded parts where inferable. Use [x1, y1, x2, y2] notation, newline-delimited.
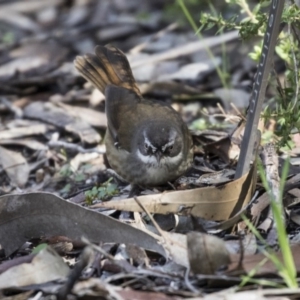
[155, 151, 163, 163]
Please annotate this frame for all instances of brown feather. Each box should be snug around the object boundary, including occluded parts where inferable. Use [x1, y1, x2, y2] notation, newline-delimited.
[74, 45, 141, 97]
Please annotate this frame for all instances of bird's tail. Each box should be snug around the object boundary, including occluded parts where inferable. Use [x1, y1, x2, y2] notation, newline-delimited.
[74, 45, 141, 96]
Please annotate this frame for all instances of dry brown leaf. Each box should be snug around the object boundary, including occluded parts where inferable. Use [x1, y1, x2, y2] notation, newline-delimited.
[0, 146, 29, 187]
[0, 139, 48, 151]
[133, 197, 189, 267]
[0, 41, 68, 78]
[0, 124, 47, 140]
[23, 102, 101, 144]
[161, 231, 188, 267]
[0, 10, 40, 33]
[203, 288, 300, 300]
[187, 232, 231, 275]
[93, 166, 255, 221]
[118, 289, 182, 300]
[0, 192, 164, 256]
[0, 246, 69, 290]
[228, 245, 300, 276]
[0, 291, 33, 300]
[72, 278, 112, 299]
[55, 102, 107, 128]
[0, 0, 64, 13]
[129, 31, 238, 69]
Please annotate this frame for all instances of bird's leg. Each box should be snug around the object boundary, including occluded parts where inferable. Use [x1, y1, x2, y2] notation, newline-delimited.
[118, 185, 141, 221]
[128, 184, 142, 198]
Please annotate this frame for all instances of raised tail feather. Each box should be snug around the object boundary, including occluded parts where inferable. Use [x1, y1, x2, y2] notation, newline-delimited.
[74, 45, 141, 97]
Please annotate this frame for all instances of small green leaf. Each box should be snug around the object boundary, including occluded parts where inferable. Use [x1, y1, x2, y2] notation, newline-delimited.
[32, 243, 48, 254]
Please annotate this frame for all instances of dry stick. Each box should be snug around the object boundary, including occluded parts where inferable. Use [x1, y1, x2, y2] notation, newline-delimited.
[130, 30, 239, 69]
[133, 197, 201, 294]
[235, 0, 285, 179]
[259, 143, 281, 246]
[129, 22, 178, 54]
[215, 102, 240, 124]
[81, 237, 135, 273]
[230, 102, 246, 121]
[216, 102, 227, 117]
[48, 140, 105, 154]
[57, 246, 94, 300]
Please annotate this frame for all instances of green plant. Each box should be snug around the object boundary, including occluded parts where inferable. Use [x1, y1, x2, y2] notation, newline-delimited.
[241, 158, 297, 288]
[198, 0, 300, 148]
[178, 0, 230, 88]
[32, 243, 48, 254]
[85, 178, 119, 204]
[58, 163, 88, 196]
[59, 164, 73, 178]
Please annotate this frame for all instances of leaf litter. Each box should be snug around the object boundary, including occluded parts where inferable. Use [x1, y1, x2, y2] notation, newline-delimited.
[0, 0, 300, 299]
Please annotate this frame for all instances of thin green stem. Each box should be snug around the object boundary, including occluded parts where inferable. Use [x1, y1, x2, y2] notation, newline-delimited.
[177, 0, 229, 88]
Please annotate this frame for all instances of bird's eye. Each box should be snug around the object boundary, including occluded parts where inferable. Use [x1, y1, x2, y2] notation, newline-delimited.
[145, 144, 152, 153]
[168, 145, 173, 151]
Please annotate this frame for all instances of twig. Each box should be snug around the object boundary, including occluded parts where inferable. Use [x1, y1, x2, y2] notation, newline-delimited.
[260, 143, 282, 245]
[81, 237, 134, 273]
[184, 266, 201, 294]
[48, 140, 105, 154]
[57, 246, 94, 300]
[130, 31, 239, 69]
[230, 102, 246, 121]
[129, 22, 178, 54]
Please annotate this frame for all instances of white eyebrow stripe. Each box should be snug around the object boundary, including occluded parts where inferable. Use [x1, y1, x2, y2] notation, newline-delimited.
[143, 130, 157, 151]
[162, 141, 173, 152]
[162, 130, 177, 152]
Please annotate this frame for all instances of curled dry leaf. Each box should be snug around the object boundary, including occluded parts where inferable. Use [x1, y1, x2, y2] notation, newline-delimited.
[0, 41, 68, 79]
[0, 192, 164, 256]
[162, 231, 188, 267]
[118, 289, 182, 300]
[0, 124, 48, 140]
[55, 102, 107, 128]
[187, 232, 231, 275]
[72, 278, 111, 299]
[0, 0, 64, 14]
[228, 245, 300, 277]
[0, 139, 48, 151]
[204, 288, 300, 300]
[0, 246, 69, 290]
[125, 244, 149, 267]
[23, 102, 101, 144]
[0, 146, 29, 188]
[129, 31, 238, 69]
[134, 197, 189, 267]
[94, 166, 256, 221]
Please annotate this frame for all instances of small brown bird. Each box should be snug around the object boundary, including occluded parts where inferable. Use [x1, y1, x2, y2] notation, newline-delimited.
[74, 45, 193, 186]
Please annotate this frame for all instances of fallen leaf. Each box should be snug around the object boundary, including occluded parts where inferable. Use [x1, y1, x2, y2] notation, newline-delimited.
[0, 124, 48, 140]
[0, 246, 69, 290]
[0, 146, 29, 187]
[0, 139, 48, 151]
[228, 245, 300, 276]
[187, 232, 231, 274]
[55, 102, 107, 128]
[94, 166, 256, 221]
[23, 102, 101, 144]
[0, 192, 164, 256]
